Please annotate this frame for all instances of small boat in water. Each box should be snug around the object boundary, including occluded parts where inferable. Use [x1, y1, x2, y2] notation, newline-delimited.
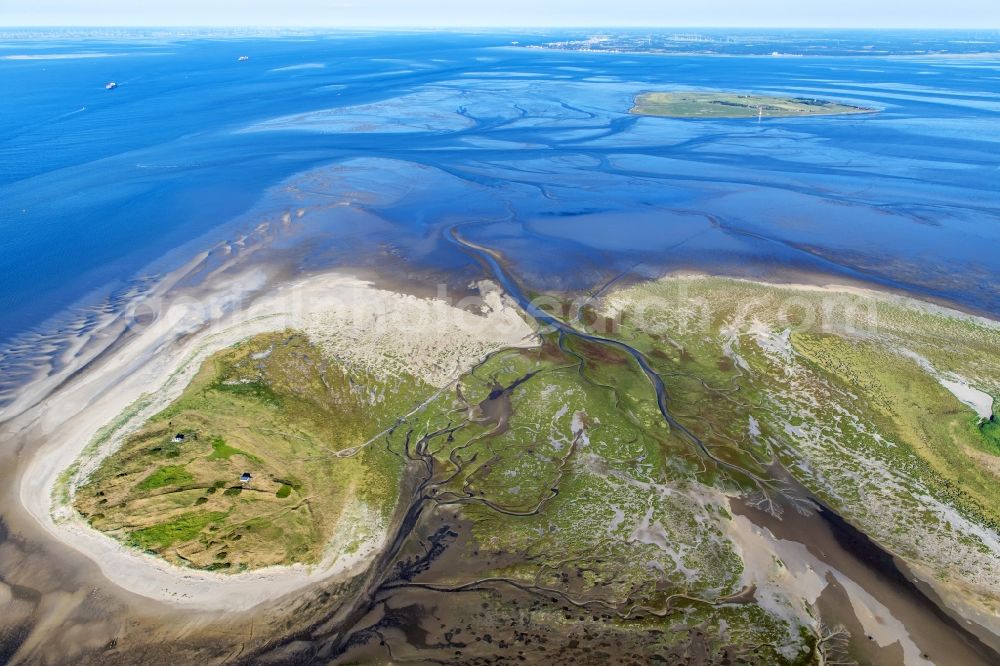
[238, 55, 250, 62]
[105, 81, 118, 90]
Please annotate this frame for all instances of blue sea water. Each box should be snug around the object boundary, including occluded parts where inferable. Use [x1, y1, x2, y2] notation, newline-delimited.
[1, 28, 999, 346]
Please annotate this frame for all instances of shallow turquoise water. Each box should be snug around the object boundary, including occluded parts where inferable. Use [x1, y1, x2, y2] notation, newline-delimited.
[1, 29, 999, 343]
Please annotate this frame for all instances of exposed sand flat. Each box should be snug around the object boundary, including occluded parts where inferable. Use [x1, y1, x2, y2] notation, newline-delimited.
[726, 508, 932, 666]
[0, 248, 221, 423]
[241, 89, 476, 134]
[7, 269, 537, 611]
[303, 280, 536, 388]
[939, 379, 994, 420]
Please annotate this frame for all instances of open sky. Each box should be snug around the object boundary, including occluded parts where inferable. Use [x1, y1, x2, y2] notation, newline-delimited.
[2, 0, 998, 29]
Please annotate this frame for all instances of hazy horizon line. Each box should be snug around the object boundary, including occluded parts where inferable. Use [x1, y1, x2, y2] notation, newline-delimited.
[2, 24, 999, 31]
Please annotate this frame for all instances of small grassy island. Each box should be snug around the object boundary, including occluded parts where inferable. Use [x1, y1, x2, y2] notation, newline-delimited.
[73, 331, 424, 571]
[630, 91, 876, 119]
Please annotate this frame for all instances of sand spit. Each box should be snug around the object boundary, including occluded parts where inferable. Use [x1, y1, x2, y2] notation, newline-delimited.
[7, 269, 537, 612]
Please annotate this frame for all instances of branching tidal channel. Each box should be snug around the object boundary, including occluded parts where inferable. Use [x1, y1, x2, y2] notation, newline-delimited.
[239, 226, 997, 664]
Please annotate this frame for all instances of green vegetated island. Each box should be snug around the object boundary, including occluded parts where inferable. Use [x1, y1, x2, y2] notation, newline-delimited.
[67, 276, 1000, 662]
[73, 331, 422, 570]
[630, 91, 876, 118]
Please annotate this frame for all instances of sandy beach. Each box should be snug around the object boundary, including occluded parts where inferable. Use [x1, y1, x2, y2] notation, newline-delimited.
[4, 265, 536, 612]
